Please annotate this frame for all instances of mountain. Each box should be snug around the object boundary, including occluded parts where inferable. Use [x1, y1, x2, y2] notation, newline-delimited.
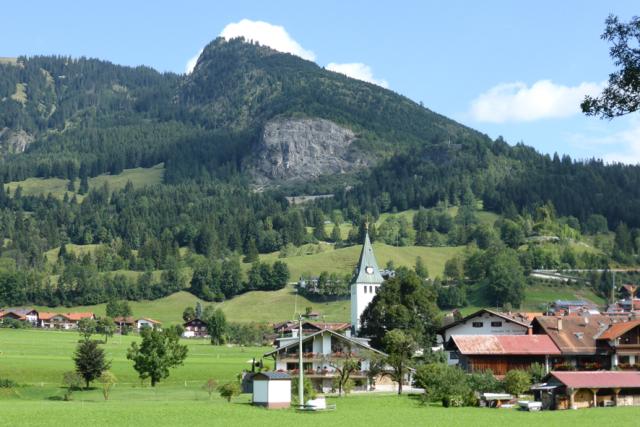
[1, 38, 640, 311]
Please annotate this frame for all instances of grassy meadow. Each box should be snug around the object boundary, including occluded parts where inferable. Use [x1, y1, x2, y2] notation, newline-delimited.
[5, 163, 164, 201]
[1, 330, 638, 426]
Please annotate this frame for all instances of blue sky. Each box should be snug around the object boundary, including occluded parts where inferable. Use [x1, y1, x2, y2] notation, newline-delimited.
[2, 1, 639, 162]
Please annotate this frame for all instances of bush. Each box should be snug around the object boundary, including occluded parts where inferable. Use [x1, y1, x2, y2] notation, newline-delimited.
[292, 376, 316, 403]
[0, 319, 31, 329]
[62, 371, 83, 401]
[528, 362, 546, 384]
[0, 378, 18, 388]
[468, 370, 502, 394]
[415, 363, 472, 406]
[503, 369, 531, 396]
[218, 382, 240, 402]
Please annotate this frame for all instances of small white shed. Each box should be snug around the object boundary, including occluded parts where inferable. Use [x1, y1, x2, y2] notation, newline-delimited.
[252, 372, 291, 409]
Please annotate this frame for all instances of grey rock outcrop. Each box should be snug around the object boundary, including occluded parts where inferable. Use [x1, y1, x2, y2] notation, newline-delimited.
[0, 128, 34, 154]
[248, 117, 367, 186]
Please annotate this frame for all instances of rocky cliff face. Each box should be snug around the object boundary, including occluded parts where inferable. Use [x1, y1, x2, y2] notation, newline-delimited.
[0, 128, 34, 155]
[248, 117, 368, 186]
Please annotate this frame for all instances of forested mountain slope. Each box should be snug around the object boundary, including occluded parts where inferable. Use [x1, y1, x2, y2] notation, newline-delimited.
[1, 37, 640, 310]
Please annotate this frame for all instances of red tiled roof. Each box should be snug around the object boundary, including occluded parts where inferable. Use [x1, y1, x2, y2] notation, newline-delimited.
[452, 335, 561, 355]
[550, 371, 640, 389]
[38, 312, 59, 320]
[597, 319, 640, 341]
[63, 312, 94, 321]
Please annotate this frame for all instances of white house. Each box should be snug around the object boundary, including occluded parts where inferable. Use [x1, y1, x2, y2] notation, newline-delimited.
[265, 328, 389, 392]
[437, 309, 532, 365]
[350, 228, 384, 334]
[136, 318, 161, 330]
[252, 372, 291, 409]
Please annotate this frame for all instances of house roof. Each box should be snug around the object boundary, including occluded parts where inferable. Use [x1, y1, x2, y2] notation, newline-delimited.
[264, 329, 387, 358]
[137, 317, 161, 324]
[253, 372, 291, 381]
[2, 308, 37, 316]
[63, 312, 94, 321]
[304, 321, 351, 332]
[438, 309, 532, 335]
[621, 284, 637, 298]
[37, 312, 59, 320]
[183, 318, 206, 326]
[533, 315, 612, 355]
[0, 311, 26, 320]
[113, 316, 135, 324]
[353, 231, 384, 285]
[548, 371, 640, 389]
[450, 335, 561, 355]
[597, 319, 640, 341]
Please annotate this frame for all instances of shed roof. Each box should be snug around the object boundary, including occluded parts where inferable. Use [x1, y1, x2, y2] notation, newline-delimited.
[597, 319, 640, 341]
[253, 372, 291, 381]
[451, 335, 560, 355]
[549, 371, 640, 389]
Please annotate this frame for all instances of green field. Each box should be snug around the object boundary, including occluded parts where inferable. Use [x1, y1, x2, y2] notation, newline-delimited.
[5, 163, 164, 200]
[1, 330, 638, 426]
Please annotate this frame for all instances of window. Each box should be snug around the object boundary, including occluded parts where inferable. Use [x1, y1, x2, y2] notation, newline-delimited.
[364, 286, 367, 294]
[491, 321, 503, 327]
[449, 352, 459, 360]
[472, 322, 483, 328]
[369, 286, 373, 293]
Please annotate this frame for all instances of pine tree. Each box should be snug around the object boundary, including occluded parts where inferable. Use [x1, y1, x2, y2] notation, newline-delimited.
[74, 338, 110, 388]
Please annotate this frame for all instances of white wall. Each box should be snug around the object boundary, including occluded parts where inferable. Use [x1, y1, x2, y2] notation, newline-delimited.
[440, 313, 528, 343]
[268, 381, 291, 403]
[253, 380, 269, 403]
[351, 283, 380, 333]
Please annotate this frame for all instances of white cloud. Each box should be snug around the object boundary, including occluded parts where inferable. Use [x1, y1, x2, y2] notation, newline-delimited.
[566, 115, 640, 165]
[326, 62, 389, 88]
[469, 80, 605, 123]
[220, 19, 315, 61]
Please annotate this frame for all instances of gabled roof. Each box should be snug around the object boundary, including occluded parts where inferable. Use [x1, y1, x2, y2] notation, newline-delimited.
[450, 335, 560, 355]
[548, 371, 640, 389]
[264, 328, 387, 358]
[303, 321, 350, 332]
[0, 311, 26, 320]
[597, 319, 640, 341]
[63, 312, 94, 321]
[37, 312, 59, 320]
[533, 315, 612, 355]
[438, 308, 532, 334]
[2, 308, 37, 316]
[137, 317, 161, 324]
[353, 231, 384, 285]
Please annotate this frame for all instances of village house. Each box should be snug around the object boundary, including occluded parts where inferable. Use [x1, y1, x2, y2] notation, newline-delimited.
[595, 319, 640, 369]
[532, 315, 613, 370]
[533, 371, 640, 409]
[264, 327, 391, 393]
[182, 318, 208, 338]
[38, 312, 95, 329]
[113, 316, 162, 332]
[445, 334, 560, 375]
[437, 309, 533, 365]
[0, 308, 39, 326]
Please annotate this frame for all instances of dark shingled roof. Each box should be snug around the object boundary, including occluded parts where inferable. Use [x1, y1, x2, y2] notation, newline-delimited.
[253, 372, 291, 381]
[533, 315, 612, 355]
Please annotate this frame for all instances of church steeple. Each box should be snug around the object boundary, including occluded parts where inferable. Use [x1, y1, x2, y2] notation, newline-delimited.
[351, 227, 385, 334]
[353, 228, 384, 285]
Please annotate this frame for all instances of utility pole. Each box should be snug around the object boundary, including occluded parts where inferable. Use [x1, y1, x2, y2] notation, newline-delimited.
[298, 313, 304, 408]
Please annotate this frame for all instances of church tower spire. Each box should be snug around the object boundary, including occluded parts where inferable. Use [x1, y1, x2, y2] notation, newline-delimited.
[351, 227, 384, 334]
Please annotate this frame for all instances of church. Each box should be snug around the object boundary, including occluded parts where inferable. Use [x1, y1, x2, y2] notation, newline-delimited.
[350, 227, 385, 335]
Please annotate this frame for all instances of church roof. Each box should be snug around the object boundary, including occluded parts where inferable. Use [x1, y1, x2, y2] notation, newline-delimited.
[353, 231, 384, 285]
